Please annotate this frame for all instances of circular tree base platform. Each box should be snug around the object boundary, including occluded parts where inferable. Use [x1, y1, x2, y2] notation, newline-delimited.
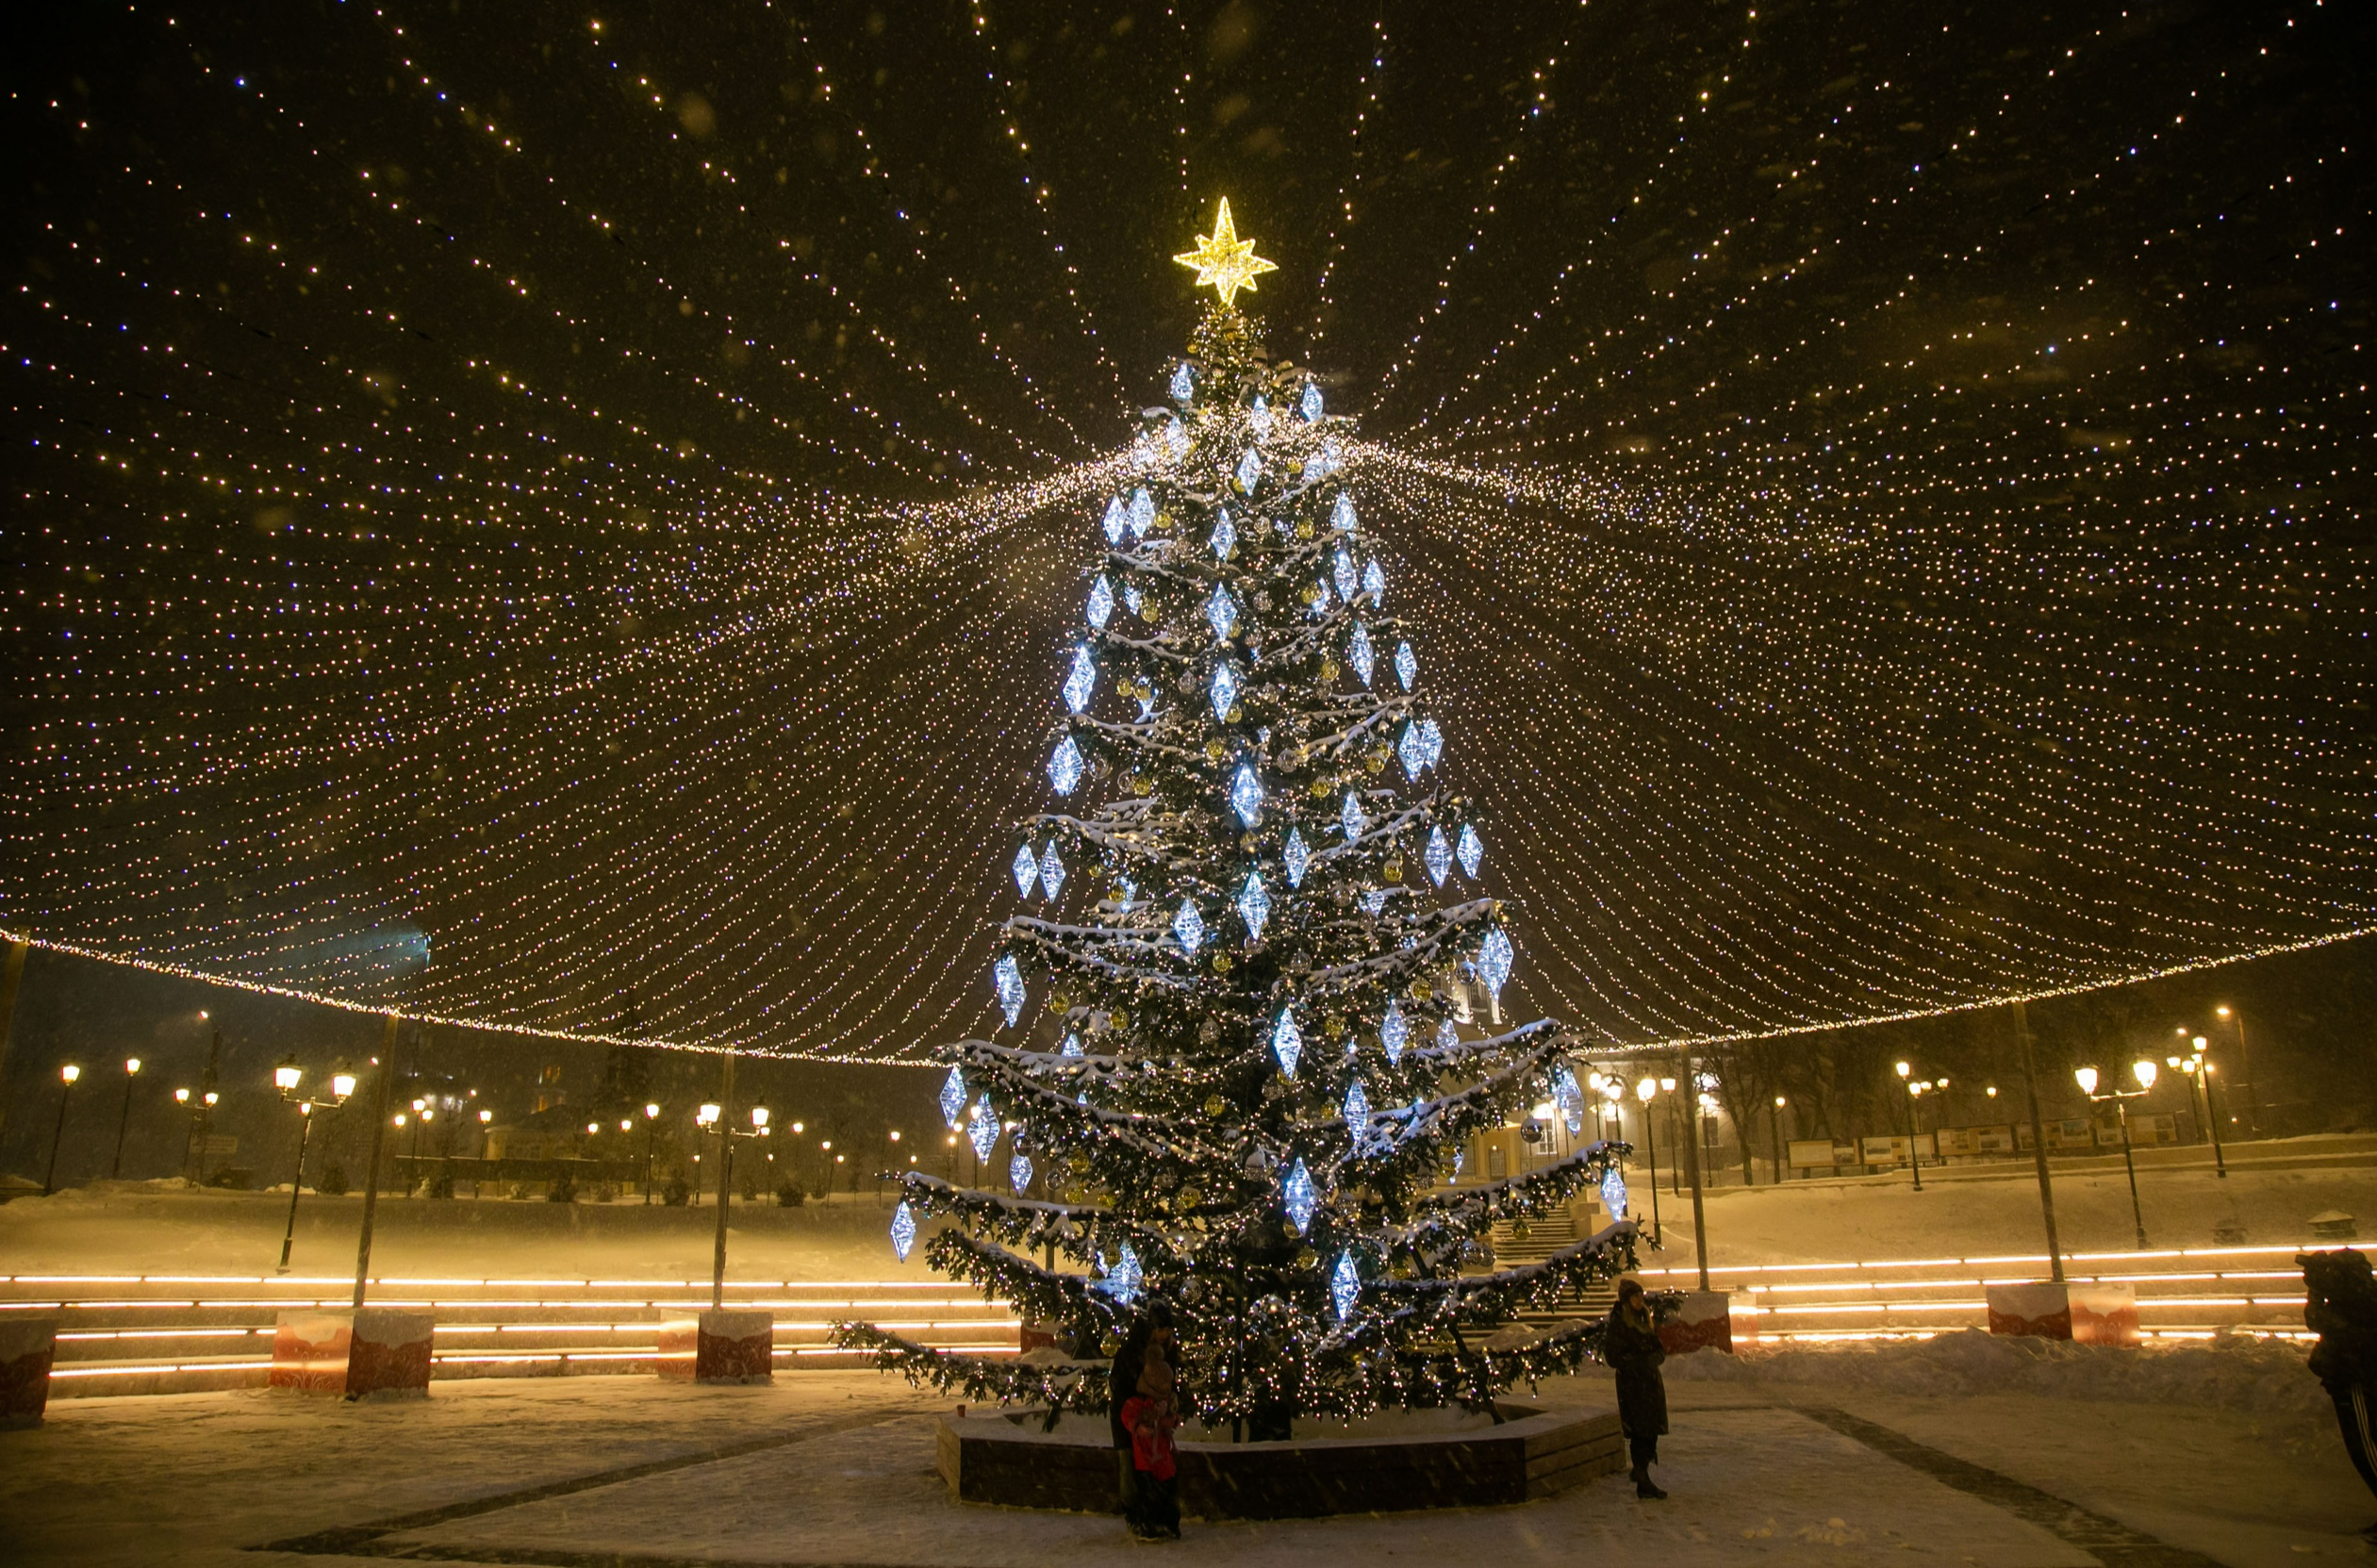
[935, 1403, 1624, 1520]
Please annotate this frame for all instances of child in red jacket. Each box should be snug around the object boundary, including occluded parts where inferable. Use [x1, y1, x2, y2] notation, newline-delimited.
[1117, 1348, 1182, 1539]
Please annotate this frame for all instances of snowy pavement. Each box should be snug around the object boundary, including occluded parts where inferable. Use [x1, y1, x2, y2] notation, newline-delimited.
[3, 1368, 2369, 1567]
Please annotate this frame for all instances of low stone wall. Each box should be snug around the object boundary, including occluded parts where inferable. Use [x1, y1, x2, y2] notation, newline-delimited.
[937, 1403, 1624, 1519]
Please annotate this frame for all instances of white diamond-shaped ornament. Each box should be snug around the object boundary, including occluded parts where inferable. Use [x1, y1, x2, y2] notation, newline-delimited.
[1332, 549, 1357, 602]
[1425, 827, 1452, 887]
[1235, 448, 1261, 491]
[1086, 575, 1114, 629]
[939, 1066, 966, 1129]
[1048, 736, 1084, 795]
[1170, 362, 1195, 402]
[1283, 827, 1311, 888]
[1237, 873, 1271, 941]
[1341, 791, 1366, 842]
[1205, 584, 1237, 641]
[1478, 927, 1514, 997]
[1210, 662, 1239, 718]
[1331, 1251, 1361, 1318]
[993, 955, 1026, 1026]
[890, 1201, 916, 1261]
[1362, 559, 1385, 602]
[1330, 492, 1356, 532]
[967, 1097, 999, 1162]
[1063, 647, 1096, 714]
[1211, 514, 1235, 558]
[1011, 1152, 1034, 1195]
[1101, 497, 1126, 544]
[1380, 999, 1408, 1064]
[1348, 624, 1374, 686]
[1395, 642, 1418, 691]
[1458, 824, 1483, 877]
[1272, 1010, 1303, 1078]
[1301, 382, 1324, 421]
[1012, 844, 1040, 899]
[1038, 843, 1065, 900]
[1173, 900, 1205, 958]
[1230, 765, 1263, 827]
[1281, 1158, 1317, 1233]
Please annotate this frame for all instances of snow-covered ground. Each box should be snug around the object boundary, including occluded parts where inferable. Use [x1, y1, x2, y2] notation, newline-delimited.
[1631, 1160, 2374, 1270]
[3, 1364, 2368, 1567]
[6, 1157, 2368, 1283]
[0, 1182, 933, 1280]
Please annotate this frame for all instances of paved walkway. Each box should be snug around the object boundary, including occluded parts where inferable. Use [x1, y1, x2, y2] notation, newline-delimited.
[0, 1375, 2367, 1566]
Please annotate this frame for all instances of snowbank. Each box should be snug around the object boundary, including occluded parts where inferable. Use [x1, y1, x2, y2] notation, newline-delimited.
[1668, 1328, 2329, 1426]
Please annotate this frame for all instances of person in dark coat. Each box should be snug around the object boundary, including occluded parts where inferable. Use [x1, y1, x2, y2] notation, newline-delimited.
[1603, 1277, 1670, 1499]
[1108, 1303, 1176, 1533]
[2303, 1248, 2377, 1527]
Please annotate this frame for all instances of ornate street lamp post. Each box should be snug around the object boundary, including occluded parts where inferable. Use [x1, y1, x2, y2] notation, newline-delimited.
[41, 1064, 81, 1196]
[2076, 1061, 2157, 1248]
[109, 1057, 143, 1179]
[273, 1058, 355, 1273]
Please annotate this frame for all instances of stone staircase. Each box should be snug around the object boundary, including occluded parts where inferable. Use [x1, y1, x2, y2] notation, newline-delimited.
[1487, 1206, 1618, 1337]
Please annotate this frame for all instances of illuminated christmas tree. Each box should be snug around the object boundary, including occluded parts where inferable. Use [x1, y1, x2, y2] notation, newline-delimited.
[836, 202, 1638, 1424]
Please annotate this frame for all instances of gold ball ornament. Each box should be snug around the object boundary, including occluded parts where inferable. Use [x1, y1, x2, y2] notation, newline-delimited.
[1366, 753, 1387, 775]
[1203, 1095, 1230, 1117]
[1296, 1246, 1320, 1269]
[1296, 518, 1314, 540]
[1382, 859, 1404, 882]
[1412, 981, 1434, 1003]
[1211, 952, 1232, 974]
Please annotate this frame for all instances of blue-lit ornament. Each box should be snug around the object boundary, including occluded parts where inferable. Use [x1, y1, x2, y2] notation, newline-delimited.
[890, 1201, 916, 1262]
[967, 1097, 1000, 1162]
[1272, 1010, 1303, 1079]
[1347, 623, 1375, 686]
[1281, 1158, 1317, 1234]
[1362, 888, 1387, 916]
[1343, 1079, 1372, 1142]
[1129, 488, 1155, 537]
[1013, 843, 1040, 899]
[1235, 448, 1261, 492]
[1437, 1018, 1460, 1051]
[1105, 1244, 1143, 1304]
[1211, 512, 1236, 558]
[1101, 497, 1127, 544]
[1380, 999, 1408, 1065]
[1237, 872, 1271, 941]
[1248, 395, 1273, 438]
[1086, 575, 1114, 629]
[1424, 827, 1452, 887]
[1332, 548, 1357, 602]
[1230, 765, 1263, 827]
[1312, 578, 1333, 617]
[1418, 718, 1444, 771]
[1048, 736, 1085, 796]
[1331, 1250, 1361, 1319]
[1478, 927, 1514, 998]
[1124, 584, 1144, 618]
[1600, 1164, 1628, 1220]
[1038, 843, 1066, 901]
[1282, 827, 1311, 888]
[994, 955, 1026, 1027]
[1210, 662, 1240, 718]
[1205, 583, 1238, 641]
[1164, 418, 1188, 460]
[1341, 790, 1366, 842]
[1060, 1032, 1084, 1058]
[1301, 381, 1324, 422]
[1330, 492, 1356, 532]
[1011, 1152, 1034, 1195]
[1170, 361, 1196, 403]
[1395, 642, 1418, 691]
[940, 1066, 967, 1129]
[1063, 647, 1096, 714]
[1314, 438, 1343, 477]
[1173, 899, 1205, 959]
[1457, 824, 1484, 878]
[1362, 558, 1385, 603]
[1396, 721, 1428, 781]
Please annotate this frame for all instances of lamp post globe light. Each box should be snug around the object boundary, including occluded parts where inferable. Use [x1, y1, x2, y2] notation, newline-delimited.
[2075, 1060, 2157, 1247]
[272, 1058, 354, 1273]
[1634, 1075, 1664, 1245]
[1894, 1060, 1925, 1193]
[41, 1064, 82, 1197]
[107, 1057, 144, 1180]
[642, 1102, 662, 1203]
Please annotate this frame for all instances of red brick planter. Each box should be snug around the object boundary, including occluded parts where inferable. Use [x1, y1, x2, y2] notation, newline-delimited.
[657, 1309, 773, 1383]
[0, 1314, 60, 1428]
[270, 1308, 435, 1397]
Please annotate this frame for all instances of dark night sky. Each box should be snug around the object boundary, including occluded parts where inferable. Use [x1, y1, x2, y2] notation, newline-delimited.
[1, 4, 2370, 1081]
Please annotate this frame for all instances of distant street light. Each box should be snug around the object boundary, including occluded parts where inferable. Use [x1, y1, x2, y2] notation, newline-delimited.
[2167, 1033, 2227, 1179]
[42, 1064, 82, 1197]
[1894, 1061, 1925, 1192]
[273, 1059, 353, 1273]
[109, 1057, 143, 1180]
[642, 1102, 661, 1204]
[1634, 1076, 1664, 1245]
[2215, 1004, 2259, 1135]
[2075, 1060, 2157, 1247]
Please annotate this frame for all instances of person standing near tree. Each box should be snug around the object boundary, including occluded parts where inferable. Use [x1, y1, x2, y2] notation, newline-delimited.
[1603, 1278, 1670, 1500]
[2303, 1248, 2377, 1530]
[1120, 1344, 1184, 1540]
[1108, 1304, 1176, 1534]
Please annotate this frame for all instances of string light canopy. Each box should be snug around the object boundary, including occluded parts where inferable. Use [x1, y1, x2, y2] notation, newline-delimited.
[0, 5, 2369, 1063]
